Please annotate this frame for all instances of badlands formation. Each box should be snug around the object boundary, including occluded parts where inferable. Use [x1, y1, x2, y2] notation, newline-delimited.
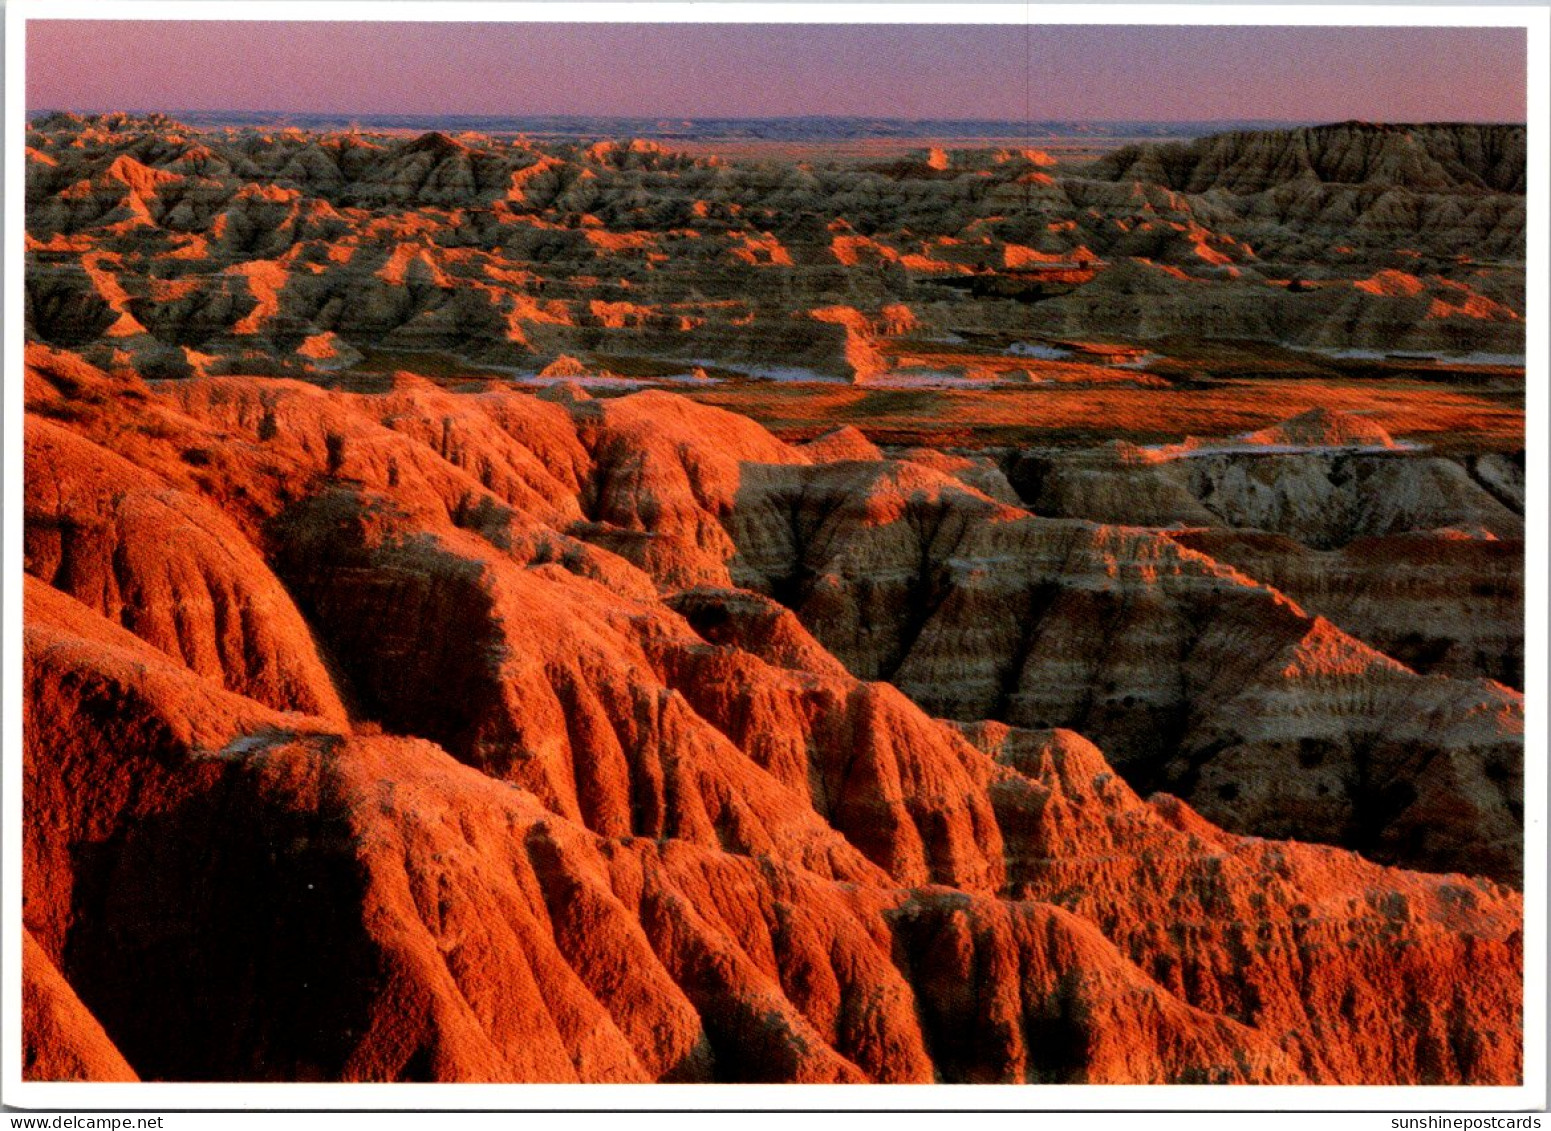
[21, 114, 1525, 1085]
[24, 114, 1526, 379]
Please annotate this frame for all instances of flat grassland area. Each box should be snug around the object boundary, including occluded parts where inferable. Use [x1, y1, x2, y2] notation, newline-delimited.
[345, 342, 1524, 453]
[685, 374, 1524, 451]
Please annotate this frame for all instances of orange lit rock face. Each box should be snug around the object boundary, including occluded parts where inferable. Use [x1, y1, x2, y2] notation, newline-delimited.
[21, 114, 1525, 1086]
[21, 344, 1524, 1085]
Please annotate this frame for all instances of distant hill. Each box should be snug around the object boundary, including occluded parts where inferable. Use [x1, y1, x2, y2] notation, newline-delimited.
[27, 108, 1312, 142]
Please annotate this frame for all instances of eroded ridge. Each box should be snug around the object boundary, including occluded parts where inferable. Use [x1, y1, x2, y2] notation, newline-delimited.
[22, 343, 1522, 1084]
[25, 116, 1525, 386]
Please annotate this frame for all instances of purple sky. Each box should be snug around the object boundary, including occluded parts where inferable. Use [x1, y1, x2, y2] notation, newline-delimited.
[26, 21, 1527, 122]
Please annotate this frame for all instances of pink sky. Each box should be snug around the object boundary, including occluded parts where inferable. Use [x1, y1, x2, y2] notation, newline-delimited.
[25, 21, 1527, 122]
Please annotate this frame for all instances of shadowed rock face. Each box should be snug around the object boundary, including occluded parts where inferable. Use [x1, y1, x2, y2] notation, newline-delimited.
[1006, 445, 1523, 551]
[1002, 422, 1526, 694]
[1090, 122, 1527, 196]
[1164, 529, 1524, 689]
[23, 931, 138, 1082]
[22, 342, 1523, 1085]
[715, 461, 1522, 884]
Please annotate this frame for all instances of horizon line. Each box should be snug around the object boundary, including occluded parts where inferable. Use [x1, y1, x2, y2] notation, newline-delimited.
[26, 108, 1530, 126]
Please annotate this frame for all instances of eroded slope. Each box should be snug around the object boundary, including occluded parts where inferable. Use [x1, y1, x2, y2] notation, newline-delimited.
[22, 344, 1524, 1084]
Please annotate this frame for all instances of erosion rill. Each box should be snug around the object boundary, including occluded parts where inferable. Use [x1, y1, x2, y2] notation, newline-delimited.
[21, 113, 1525, 1085]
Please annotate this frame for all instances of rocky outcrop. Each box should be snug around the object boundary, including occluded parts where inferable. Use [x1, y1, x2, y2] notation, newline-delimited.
[1091, 122, 1527, 195]
[960, 722, 1521, 1083]
[23, 931, 138, 1082]
[802, 426, 884, 463]
[27, 344, 1522, 881]
[24, 345, 1523, 884]
[24, 417, 347, 721]
[1168, 528, 1523, 688]
[19, 323, 1523, 1084]
[26, 640, 1311, 1084]
[23, 115, 1524, 380]
[997, 410, 1525, 689]
[1240, 406, 1398, 449]
[1007, 442, 1523, 548]
[1010, 260, 1523, 355]
[713, 454, 1522, 882]
[22, 552, 1520, 1084]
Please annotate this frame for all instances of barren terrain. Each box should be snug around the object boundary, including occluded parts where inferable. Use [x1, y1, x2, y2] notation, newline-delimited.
[22, 113, 1526, 1085]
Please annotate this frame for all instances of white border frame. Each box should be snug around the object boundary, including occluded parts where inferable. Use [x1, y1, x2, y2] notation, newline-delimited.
[4, 1, 1547, 1112]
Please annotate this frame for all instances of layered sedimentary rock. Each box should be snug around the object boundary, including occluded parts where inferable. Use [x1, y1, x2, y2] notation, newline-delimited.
[24, 417, 348, 721]
[22, 534, 1521, 1086]
[1166, 529, 1523, 688]
[1091, 121, 1526, 197]
[24, 115, 1525, 386]
[25, 602, 1310, 1084]
[712, 455, 1521, 882]
[22, 340, 1523, 1084]
[1000, 409, 1524, 690]
[1006, 433, 1523, 549]
[20, 106, 1527, 1085]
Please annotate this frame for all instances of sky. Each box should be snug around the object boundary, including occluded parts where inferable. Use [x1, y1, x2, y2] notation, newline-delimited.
[25, 20, 1528, 123]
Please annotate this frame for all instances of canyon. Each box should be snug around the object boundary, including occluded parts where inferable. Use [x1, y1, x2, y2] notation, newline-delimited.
[21, 113, 1526, 1086]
